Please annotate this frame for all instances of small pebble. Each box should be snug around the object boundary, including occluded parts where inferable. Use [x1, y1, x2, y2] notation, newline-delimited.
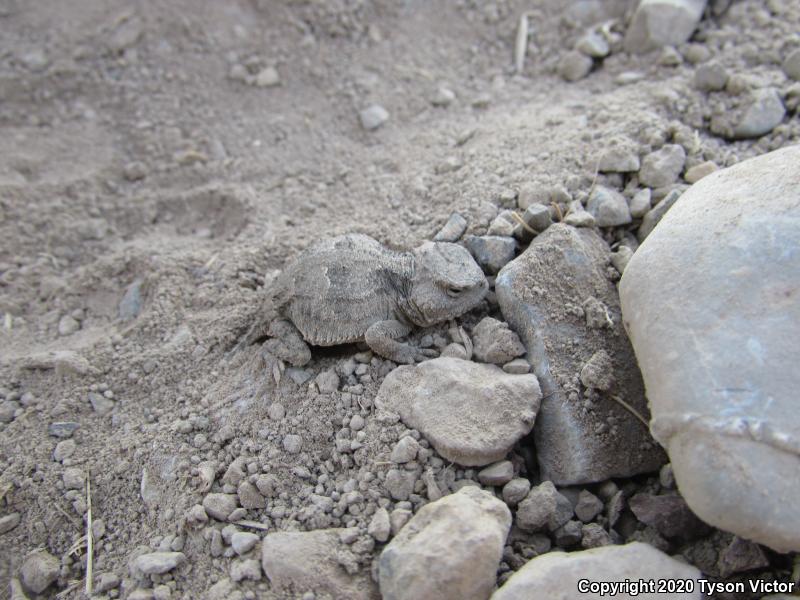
[231, 531, 260, 555]
[58, 315, 80, 336]
[684, 161, 718, 184]
[360, 105, 389, 130]
[558, 50, 593, 82]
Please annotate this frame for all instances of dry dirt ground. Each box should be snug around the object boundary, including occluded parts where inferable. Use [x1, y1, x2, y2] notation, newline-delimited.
[0, 1, 798, 599]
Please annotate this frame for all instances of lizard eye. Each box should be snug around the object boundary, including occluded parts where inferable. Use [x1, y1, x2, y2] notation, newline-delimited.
[446, 285, 464, 298]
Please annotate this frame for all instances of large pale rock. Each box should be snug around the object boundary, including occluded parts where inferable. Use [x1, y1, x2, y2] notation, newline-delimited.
[497, 224, 665, 484]
[620, 145, 800, 552]
[492, 542, 702, 599]
[261, 529, 378, 599]
[379, 486, 511, 600]
[375, 357, 540, 466]
[624, 0, 708, 54]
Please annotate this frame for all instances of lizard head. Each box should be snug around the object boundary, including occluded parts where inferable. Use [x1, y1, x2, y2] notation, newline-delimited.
[405, 241, 488, 326]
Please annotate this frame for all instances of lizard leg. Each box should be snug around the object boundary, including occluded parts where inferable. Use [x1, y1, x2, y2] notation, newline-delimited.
[262, 319, 312, 367]
[365, 320, 437, 364]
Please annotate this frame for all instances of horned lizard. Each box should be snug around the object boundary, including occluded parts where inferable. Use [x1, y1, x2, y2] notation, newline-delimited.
[240, 233, 488, 378]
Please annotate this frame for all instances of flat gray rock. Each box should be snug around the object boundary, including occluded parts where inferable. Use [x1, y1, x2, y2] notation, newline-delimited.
[261, 529, 378, 599]
[131, 551, 186, 576]
[380, 487, 511, 600]
[375, 357, 540, 466]
[492, 542, 702, 600]
[620, 145, 800, 553]
[496, 224, 666, 485]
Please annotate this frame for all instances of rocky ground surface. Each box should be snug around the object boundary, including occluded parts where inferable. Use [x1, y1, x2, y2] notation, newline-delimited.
[1, 1, 799, 599]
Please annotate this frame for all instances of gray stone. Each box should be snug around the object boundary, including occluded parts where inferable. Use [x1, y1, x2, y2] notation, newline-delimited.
[629, 188, 652, 218]
[586, 186, 632, 227]
[693, 61, 728, 92]
[638, 188, 682, 242]
[711, 88, 786, 140]
[20, 550, 60, 594]
[579, 349, 614, 391]
[472, 317, 526, 365]
[563, 200, 596, 228]
[624, 0, 708, 54]
[375, 357, 541, 467]
[132, 552, 186, 576]
[63, 467, 85, 490]
[574, 490, 604, 522]
[433, 213, 468, 242]
[716, 536, 768, 578]
[254, 67, 280, 88]
[581, 523, 613, 548]
[610, 246, 634, 274]
[88, 391, 114, 415]
[477, 461, 514, 487]
[231, 532, 260, 555]
[379, 487, 511, 600]
[440, 342, 468, 360]
[783, 48, 800, 81]
[464, 235, 517, 275]
[238, 481, 266, 509]
[58, 315, 80, 336]
[502, 358, 530, 374]
[598, 147, 640, 173]
[390, 508, 412, 535]
[390, 436, 419, 464]
[95, 572, 120, 593]
[521, 203, 553, 232]
[619, 145, 800, 552]
[368, 507, 391, 542]
[119, 280, 144, 321]
[516, 481, 573, 532]
[48, 421, 80, 438]
[502, 478, 531, 507]
[282, 434, 302, 454]
[639, 144, 686, 188]
[262, 529, 377, 599]
[629, 493, 710, 542]
[359, 105, 389, 130]
[231, 558, 262, 582]
[0, 401, 16, 423]
[315, 370, 339, 394]
[488, 213, 516, 237]
[496, 224, 665, 485]
[202, 493, 238, 521]
[558, 50, 593, 82]
[576, 30, 610, 58]
[431, 85, 456, 107]
[286, 368, 312, 385]
[385, 469, 418, 501]
[554, 519, 584, 547]
[684, 161, 718, 183]
[0, 512, 20, 534]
